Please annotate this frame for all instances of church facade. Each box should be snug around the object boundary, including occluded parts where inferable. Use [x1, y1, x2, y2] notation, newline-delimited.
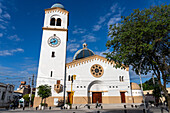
[34, 3, 143, 107]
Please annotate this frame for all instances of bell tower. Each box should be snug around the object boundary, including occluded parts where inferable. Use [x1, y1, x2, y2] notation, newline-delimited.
[34, 3, 69, 107]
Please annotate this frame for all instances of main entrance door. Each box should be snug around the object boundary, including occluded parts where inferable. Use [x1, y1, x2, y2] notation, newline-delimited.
[120, 92, 126, 103]
[92, 92, 102, 103]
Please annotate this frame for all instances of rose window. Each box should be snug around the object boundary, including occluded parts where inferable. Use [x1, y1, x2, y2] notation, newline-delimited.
[90, 64, 104, 77]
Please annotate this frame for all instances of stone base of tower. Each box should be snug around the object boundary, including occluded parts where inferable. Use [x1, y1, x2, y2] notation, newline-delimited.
[33, 96, 64, 108]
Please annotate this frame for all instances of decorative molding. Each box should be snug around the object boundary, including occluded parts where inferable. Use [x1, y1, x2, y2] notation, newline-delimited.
[45, 7, 69, 15]
[88, 90, 108, 92]
[66, 55, 129, 71]
[120, 90, 128, 92]
[42, 27, 68, 31]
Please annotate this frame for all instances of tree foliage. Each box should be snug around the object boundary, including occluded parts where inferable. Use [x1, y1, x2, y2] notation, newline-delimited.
[23, 94, 30, 103]
[37, 84, 51, 105]
[139, 78, 158, 90]
[105, 4, 170, 109]
[23, 94, 35, 106]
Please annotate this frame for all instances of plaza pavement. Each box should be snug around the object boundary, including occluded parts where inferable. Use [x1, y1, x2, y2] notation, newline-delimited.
[0, 106, 169, 113]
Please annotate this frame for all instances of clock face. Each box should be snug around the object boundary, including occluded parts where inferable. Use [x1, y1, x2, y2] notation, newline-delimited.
[48, 36, 61, 47]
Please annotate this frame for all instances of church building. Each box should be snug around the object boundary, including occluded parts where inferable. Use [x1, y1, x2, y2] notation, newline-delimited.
[34, 3, 143, 107]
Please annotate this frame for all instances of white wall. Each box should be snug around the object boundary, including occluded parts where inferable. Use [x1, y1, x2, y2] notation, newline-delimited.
[35, 8, 68, 97]
[66, 57, 131, 97]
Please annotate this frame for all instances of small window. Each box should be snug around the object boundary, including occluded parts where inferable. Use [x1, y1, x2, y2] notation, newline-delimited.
[50, 18, 55, 26]
[56, 18, 61, 26]
[77, 86, 79, 88]
[80, 86, 82, 88]
[113, 86, 114, 88]
[122, 76, 124, 81]
[116, 86, 118, 88]
[1, 92, 5, 100]
[52, 52, 55, 57]
[68, 75, 70, 81]
[109, 86, 111, 88]
[50, 71, 53, 77]
[119, 76, 122, 81]
[84, 86, 86, 88]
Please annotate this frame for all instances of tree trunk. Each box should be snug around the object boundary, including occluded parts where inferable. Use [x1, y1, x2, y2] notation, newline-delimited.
[41, 98, 43, 105]
[167, 96, 170, 112]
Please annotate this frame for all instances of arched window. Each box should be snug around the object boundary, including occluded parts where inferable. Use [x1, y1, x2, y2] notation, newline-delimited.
[56, 18, 61, 26]
[68, 75, 70, 81]
[50, 18, 55, 26]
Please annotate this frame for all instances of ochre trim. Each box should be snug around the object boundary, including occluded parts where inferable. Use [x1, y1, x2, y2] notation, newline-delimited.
[88, 90, 108, 92]
[67, 91, 75, 92]
[66, 55, 129, 71]
[120, 90, 127, 92]
[45, 7, 69, 15]
[42, 27, 68, 31]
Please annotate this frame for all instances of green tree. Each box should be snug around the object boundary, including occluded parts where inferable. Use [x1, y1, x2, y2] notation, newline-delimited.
[37, 85, 51, 106]
[23, 94, 30, 104]
[23, 94, 35, 106]
[153, 85, 162, 105]
[139, 77, 158, 90]
[105, 4, 170, 110]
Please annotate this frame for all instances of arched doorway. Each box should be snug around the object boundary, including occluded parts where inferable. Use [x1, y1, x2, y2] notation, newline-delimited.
[87, 80, 106, 104]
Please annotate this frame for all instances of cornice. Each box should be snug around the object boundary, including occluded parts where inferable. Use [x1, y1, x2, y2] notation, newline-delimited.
[45, 7, 69, 15]
[42, 27, 68, 31]
[66, 55, 129, 71]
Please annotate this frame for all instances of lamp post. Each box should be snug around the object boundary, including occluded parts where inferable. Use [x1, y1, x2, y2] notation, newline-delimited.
[70, 75, 76, 105]
[138, 57, 147, 113]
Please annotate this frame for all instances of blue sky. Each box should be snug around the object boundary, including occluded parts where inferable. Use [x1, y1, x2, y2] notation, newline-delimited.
[0, 0, 169, 89]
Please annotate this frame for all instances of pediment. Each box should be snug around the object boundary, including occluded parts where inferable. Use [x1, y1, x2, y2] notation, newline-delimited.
[66, 55, 129, 71]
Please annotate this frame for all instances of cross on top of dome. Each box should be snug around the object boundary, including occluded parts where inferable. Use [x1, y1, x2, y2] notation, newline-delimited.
[83, 43, 87, 49]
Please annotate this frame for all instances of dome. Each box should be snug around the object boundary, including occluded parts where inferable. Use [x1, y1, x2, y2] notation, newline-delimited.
[51, 3, 64, 9]
[131, 82, 141, 90]
[73, 43, 95, 60]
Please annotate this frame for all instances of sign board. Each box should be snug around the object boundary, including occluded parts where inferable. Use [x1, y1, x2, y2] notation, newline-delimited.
[54, 98, 58, 106]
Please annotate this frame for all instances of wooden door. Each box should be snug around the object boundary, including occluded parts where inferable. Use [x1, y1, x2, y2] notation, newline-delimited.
[92, 92, 102, 103]
[120, 92, 126, 103]
[67, 92, 73, 104]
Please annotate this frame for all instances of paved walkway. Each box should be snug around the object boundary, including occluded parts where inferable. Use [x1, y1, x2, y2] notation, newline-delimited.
[0, 107, 169, 113]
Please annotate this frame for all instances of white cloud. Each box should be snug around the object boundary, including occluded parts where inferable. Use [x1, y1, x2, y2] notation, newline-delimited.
[107, 16, 121, 27]
[92, 3, 125, 32]
[67, 43, 80, 52]
[69, 39, 76, 43]
[95, 49, 110, 57]
[93, 25, 102, 31]
[3, 13, 11, 19]
[0, 48, 24, 56]
[81, 34, 97, 42]
[0, 33, 3, 37]
[8, 35, 21, 41]
[0, 24, 6, 29]
[72, 27, 86, 34]
[26, 67, 37, 72]
[110, 4, 118, 13]
[92, 3, 120, 31]
[0, 8, 2, 14]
